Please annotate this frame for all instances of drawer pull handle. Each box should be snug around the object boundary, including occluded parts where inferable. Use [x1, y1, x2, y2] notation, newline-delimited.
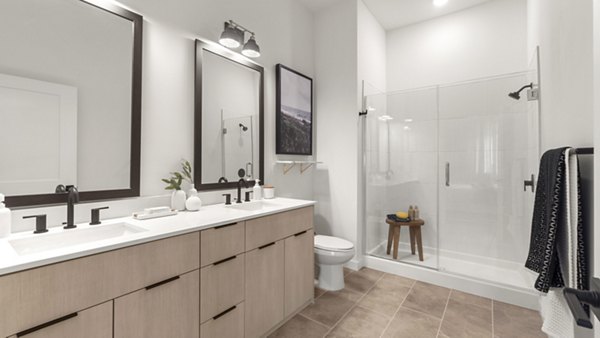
[294, 230, 308, 237]
[215, 222, 237, 229]
[213, 255, 237, 266]
[16, 312, 78, 337]
[213, 305, 237, 320]
[145, 275, 180, 290]
[258, 242, 276, 250]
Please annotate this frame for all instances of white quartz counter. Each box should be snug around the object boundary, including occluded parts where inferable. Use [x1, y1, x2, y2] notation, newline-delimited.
[0, 197, 315, 276]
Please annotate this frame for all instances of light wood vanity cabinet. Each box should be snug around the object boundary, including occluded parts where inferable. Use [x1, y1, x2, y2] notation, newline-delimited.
[114, 270, 200, 338]
[0, 232, 199, 338]
[284, 229, 315, 318]
[245, 240, 285, 338]
[1, 205, 314, 338]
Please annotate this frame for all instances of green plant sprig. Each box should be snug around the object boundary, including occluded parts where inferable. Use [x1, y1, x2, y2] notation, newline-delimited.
[162, 171, 183, 190]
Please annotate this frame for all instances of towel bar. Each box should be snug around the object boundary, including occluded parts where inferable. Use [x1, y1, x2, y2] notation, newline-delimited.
[564, 277, 600, 328]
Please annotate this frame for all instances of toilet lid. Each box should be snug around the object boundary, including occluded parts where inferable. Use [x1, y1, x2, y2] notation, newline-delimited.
[314, 235, 354, 251]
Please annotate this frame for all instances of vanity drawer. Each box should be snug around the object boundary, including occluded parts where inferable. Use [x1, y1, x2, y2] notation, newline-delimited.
[246, 206, 313, 250]
[7, 301, 112, 338]
[201, 222, 245, 267]
[200, 253, 245, 322]
[200, 302, 244, 338]
[0, 232, 200, 338]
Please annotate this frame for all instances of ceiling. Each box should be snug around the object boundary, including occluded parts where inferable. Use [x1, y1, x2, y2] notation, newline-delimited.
[298, 0, 492, 31]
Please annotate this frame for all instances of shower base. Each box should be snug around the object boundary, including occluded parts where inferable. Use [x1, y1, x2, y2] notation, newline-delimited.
[365, 242, 539, 310]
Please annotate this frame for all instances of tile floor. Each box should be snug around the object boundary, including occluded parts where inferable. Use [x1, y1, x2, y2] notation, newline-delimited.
[270, 268, 546, 338]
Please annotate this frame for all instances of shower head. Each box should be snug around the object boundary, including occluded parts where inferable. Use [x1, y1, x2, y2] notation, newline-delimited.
[508, 83, 533, 100]
[239, 123, 248, 131]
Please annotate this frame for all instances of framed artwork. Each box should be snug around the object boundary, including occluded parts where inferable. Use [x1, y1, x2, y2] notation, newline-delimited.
[276, 64, 313, 155]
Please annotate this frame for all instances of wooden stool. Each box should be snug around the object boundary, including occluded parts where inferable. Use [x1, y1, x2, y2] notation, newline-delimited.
[385, 219, 425, 261]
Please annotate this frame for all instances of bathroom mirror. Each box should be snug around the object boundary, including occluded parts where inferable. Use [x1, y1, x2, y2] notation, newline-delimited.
[0, 0, 142, 207]
[194, 39, 264, 190]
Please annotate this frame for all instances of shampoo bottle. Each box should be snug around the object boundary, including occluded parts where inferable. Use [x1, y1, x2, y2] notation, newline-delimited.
[0, 194, 11, 238]
[253, 179, 262, 200]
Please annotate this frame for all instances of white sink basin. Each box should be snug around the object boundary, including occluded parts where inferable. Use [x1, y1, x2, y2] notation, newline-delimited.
[226, 200, 281, 212]
[9, 222, 147, 256]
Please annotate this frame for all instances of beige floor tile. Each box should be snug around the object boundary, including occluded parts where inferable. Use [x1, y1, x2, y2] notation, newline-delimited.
[327, 306, 391, 338]
[344, 268, 384, 294]
[315, 287, 326, 298]
[301, 288, 362, 327]
[358, 276, 412, 315]
[450, 290, 492, 310]
[382, 307, 441, 338]
[440, 298, 492, 338]
[493, 301, 545, 338]
[379, 273, 415, 288]
[402, 281, 451, 318]
[269, 314, 329, 338]
[344, 267, 354, 276]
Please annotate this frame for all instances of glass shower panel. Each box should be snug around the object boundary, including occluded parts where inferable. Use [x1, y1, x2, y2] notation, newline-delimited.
[437, 73, 538, 289]
[364, 87, 439, 270]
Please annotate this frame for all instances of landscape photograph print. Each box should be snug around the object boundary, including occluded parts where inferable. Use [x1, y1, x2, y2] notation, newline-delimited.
[276, 64, 312, 155]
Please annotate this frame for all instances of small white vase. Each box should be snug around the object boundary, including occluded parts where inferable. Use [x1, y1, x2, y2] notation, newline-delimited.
[171, 190, 186, 211]
[186, 196, 202, 211]
[187, 187, 198, 199]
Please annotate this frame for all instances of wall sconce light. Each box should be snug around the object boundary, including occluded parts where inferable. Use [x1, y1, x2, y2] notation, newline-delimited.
[219, 20, 261, 58]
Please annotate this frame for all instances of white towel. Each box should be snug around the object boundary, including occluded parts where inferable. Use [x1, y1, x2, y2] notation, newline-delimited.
[540, 148, 580, 338]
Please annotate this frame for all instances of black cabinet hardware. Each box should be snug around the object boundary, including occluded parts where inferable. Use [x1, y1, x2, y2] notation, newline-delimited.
[213, 305, 237, 320]
[222, 193, 232, 205]
[16, 312, 77, 337]
[22, 214, 47, 234]
[90, 206, 109, 225]
[215, 222, 236, 229]
[145, 275, 180, 290]
[245, 190, 253, 202]
[213, 255, 237, 266]
[258, 242, 276, 250]
[294, 230, 307, 237]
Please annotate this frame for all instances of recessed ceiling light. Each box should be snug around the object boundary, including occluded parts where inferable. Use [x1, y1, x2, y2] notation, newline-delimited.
[433, 0, 448, 7]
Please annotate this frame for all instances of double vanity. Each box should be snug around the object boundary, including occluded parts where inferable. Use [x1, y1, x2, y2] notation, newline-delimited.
[0, 198, 315, 338]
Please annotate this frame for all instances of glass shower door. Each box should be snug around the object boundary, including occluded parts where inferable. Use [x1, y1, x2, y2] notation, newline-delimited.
[437, 73, 539, 289]
[364, 87, 440, 270]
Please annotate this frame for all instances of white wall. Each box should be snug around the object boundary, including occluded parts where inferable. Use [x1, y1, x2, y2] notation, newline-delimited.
[527, 0, 594, 151]
[313, 0, 358, 248]
[10, 0, 316, 232]
[386, 0, 528, 91]
[313, 0, 386, 266]
[528, 0, 594, 336]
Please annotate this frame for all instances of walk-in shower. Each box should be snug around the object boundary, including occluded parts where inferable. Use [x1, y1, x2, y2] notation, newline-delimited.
[360, 68, 541, 304]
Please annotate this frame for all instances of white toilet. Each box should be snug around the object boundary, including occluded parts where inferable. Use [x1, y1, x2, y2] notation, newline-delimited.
[314, 235, 355, 291]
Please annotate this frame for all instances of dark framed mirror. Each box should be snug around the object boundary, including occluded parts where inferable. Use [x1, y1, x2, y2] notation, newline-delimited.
[0, 0, 143, 207]
[194, 39, 264, 190]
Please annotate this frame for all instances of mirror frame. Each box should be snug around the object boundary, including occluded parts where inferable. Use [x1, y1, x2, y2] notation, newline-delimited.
[5, 0, 143, 208]
[194, 39, 265, 191]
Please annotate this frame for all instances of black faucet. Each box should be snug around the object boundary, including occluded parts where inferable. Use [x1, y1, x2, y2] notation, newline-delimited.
[56, 185, 79, 229]
[65, 186, 79, 229]
[237, 178, 248, 203]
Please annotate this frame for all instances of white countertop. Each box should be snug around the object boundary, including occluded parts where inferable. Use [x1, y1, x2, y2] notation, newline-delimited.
[0, 197, 315, 276]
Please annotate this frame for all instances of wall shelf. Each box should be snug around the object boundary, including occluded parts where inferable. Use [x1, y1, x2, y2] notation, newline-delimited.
[275, 160, 323, 174]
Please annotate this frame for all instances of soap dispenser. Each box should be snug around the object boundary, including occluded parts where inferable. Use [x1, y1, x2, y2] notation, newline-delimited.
[0, 194, 11, 238]
[253, 179, 262, 200]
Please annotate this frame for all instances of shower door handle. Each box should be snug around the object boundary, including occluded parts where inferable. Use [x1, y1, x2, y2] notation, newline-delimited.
[445, 162, 450, 187]
[524, 174, 535, 192]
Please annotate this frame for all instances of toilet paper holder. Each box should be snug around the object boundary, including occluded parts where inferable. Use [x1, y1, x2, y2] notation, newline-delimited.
[564, 277, 600, 328]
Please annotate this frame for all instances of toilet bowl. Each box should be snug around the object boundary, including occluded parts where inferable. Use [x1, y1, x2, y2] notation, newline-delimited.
[314, 235, 355, 291]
